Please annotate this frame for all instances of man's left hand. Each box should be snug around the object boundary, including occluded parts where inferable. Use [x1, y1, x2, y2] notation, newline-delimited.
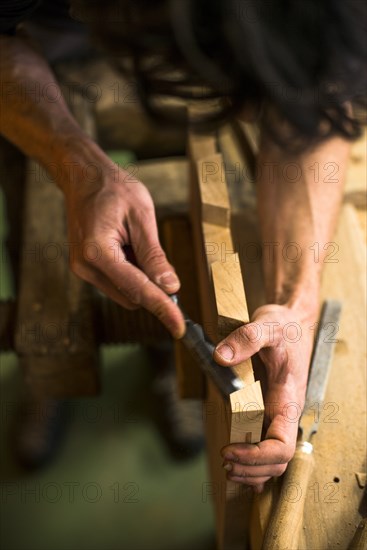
[214, 304, 315, 493]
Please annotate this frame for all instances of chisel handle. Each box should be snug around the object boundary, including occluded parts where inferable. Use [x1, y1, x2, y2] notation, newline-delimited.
[262, 441, 315, 550]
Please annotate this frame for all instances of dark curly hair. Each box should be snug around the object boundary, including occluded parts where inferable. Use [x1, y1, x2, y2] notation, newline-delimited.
[71, 0, 366, 146]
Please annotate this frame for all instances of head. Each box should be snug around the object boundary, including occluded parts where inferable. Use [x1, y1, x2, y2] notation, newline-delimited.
[71, 0, 366, 147]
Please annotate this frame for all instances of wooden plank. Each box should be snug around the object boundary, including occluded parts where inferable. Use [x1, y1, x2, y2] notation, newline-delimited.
[218, 125, 256, 213]
[189, 131, 264, 549]
[229, 382, 263, 445]
[197, 153, 231, 227]
[300, 203, 366, 550]
[211, 257, 256, 387]
[212, 256, 250, 337]
[188, 131, 217, 162]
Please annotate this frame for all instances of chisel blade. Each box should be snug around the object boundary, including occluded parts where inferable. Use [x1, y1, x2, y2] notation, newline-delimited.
[300, 299, 342, 441]
[170, 294, 244, 397]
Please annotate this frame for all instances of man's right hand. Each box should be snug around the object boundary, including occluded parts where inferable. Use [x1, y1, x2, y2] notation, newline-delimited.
[63, 157, 185, 339]
[0, 33, 185, 337]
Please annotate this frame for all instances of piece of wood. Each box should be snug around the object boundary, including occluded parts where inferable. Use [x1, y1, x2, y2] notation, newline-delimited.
[189, 130, 264, 549]
[229, 381, 263, 445]
[188, 130, 217, 162]
[218, 124, 256, 213]
[212, 256, 249, 338]
[197, 153, 231, 227]
[211, 257, 256, 388]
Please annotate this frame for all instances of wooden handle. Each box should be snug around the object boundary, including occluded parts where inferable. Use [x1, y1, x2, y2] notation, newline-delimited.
[262, 441, 315, 550]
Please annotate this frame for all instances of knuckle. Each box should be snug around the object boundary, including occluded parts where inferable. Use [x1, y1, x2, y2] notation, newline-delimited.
[150, 298, 170, 322]
[244, 323, 260, 342]
[236, 324, 261, 350]
[123, 284, 143, 304]
[140, 244, 167, 268]
[130, 196, 154, 221]
[123, 276, 149, 305]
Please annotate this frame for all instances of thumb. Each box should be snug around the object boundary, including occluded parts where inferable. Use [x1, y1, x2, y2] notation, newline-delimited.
[213, 311, 283, 366]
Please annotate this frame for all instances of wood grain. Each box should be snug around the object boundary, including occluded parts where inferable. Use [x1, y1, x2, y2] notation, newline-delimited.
[189, 129, 264, 549]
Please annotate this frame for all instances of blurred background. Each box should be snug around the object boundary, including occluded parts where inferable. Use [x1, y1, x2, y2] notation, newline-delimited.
[0, 198, 215, 550]
[0, 53, 215, 550]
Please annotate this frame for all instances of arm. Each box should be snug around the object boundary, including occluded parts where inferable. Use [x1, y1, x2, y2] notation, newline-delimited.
[0, 32, 184, 338]
[214, 130, 350, 492]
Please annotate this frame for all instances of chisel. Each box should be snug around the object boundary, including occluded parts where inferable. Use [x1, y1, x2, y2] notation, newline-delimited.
[170, 293, 244, 397]
[262, 299, 342, 550]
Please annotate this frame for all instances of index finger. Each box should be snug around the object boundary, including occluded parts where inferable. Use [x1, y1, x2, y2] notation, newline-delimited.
[94, 246, 185, 338]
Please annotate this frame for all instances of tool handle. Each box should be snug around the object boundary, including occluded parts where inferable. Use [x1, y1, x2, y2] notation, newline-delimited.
[262, 441, 315, 550]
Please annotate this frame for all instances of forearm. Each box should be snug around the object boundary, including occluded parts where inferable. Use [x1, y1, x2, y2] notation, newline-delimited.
[257, 134, 350, 320]
[0, 33, 110, 193]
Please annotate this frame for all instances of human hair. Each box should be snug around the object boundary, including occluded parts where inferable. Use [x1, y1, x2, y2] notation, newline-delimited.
[71, 0, 366, 147]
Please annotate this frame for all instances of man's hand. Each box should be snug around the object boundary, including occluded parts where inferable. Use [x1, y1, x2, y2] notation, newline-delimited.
[0, 33, 184, 339]
[214, 304, 315, 493]
[64, 161, 185, 339]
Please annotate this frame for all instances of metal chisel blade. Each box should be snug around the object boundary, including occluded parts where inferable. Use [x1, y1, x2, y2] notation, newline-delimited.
[170, 294, 244, 397]
[182, 318, 245, 397]
[300, 299, 342, 441]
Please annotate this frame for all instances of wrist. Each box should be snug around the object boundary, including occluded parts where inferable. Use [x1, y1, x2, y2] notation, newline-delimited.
[55, 132, 114, 196]
[280, 283, 320, 324]
[264, 262, 321, 324]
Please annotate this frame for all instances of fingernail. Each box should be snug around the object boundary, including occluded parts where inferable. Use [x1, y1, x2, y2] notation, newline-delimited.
[173, 324, 185, 340]
[215, 344, 234, 361]
[157, 271, 179, 289]
[222, 462, 233, 472]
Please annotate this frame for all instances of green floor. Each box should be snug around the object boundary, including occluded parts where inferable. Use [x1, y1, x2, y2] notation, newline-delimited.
[0, 172, 215, 549]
